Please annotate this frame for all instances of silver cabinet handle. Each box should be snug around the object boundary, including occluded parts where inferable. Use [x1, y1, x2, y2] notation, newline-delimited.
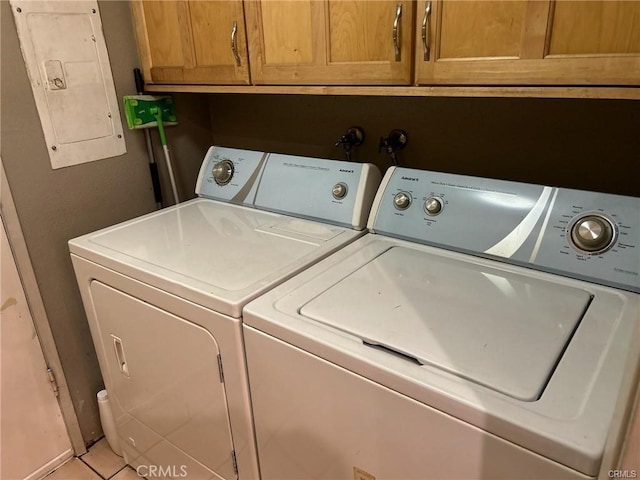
[422, 1, 432, 61]
[393, 3, 402, 61]
[231, 21, 241, 66]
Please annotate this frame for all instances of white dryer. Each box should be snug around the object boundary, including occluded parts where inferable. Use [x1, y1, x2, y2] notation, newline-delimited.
[243, 166, 640, 480]
[69, 146, 381, 480]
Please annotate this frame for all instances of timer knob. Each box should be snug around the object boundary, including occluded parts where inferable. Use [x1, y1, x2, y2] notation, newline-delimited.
[424, 197, 443, 216]
[570, 215, 615, 253]
[394, 192, 412, 210]
[212, 159, 234, 185]
[332, 182, 348, 199]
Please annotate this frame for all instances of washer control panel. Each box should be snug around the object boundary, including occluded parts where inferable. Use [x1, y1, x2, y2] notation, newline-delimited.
[370, 167, 548, 260]
[533, 188, 639, 292]
[370, 167, 639, 292]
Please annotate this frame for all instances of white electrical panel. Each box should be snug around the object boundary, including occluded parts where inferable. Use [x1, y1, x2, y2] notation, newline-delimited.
[10, 0, 126, 169]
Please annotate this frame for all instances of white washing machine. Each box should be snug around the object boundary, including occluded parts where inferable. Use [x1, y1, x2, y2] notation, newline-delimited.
[69, 146, 381, 480]
[243, 166, 640, 480]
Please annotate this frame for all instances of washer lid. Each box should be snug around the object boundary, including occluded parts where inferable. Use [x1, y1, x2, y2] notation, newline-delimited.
[300, 246, 592, 401]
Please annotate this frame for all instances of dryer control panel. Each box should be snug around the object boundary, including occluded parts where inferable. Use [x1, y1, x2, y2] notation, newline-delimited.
[369, 167, 639, 292]
[254, 154, 381, 230]
[196, 146, 268, 205]
[195, 146, 382, 230]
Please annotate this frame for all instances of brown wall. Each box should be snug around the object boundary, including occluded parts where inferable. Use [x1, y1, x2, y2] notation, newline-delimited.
[209, 94, 639, 197]
[1, 1, 211, 444]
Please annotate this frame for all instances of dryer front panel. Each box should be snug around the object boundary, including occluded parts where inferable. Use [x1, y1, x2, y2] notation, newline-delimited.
[90, 281, 237, 480]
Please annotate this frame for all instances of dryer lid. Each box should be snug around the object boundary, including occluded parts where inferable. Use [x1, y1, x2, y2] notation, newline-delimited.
[82, 200, 348, 299]
[300, 246, 591, 401]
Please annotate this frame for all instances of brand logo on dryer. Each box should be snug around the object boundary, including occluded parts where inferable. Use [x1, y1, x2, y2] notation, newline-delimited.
[339, 169, 355, 173]
[401, 176, 419, 182]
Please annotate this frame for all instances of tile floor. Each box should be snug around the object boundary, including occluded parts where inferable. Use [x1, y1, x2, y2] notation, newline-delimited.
[43, 438, 137, 480]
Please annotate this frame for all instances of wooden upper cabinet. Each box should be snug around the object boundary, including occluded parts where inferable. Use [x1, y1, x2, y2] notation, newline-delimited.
[415, 0, 640, 85]
[244, 1, 415, 85]
[131, 0, 250, 85]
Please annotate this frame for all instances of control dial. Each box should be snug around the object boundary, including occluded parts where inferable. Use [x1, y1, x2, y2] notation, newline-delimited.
[394, 192, 412, 210]
[212, 159, 234, 185]
[569, 215, 616, 254]
[424, 196, 443, 216]
[332, 182, 348, 199]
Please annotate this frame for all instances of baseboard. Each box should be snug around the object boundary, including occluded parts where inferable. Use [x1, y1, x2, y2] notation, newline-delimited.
[23, 449, 74, 480]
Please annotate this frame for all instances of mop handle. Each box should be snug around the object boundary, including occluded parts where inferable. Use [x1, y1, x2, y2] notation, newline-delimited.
[133, 69, 163, 208]
[153, 110, 180, 204]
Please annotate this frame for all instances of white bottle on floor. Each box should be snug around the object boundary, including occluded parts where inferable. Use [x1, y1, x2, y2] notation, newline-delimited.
[97, 389, 122, 456]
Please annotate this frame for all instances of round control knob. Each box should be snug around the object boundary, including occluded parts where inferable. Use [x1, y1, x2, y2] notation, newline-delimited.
[424, 196, 443, 216]
[332, 182, 348, 199]
[212, 159, 234, 185]
[570, 215, 615, 253]
[393, 192, 412, 210]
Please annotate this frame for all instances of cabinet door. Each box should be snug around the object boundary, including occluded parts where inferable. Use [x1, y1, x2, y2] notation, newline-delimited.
[415, 0, 640, 85]
[132, 0, 250, 85]
[549, 1, 640, 55]
[245, 1, 414, 85]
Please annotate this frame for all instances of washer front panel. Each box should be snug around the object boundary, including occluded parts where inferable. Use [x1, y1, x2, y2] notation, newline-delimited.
[300, 246, 590, 401]
[243, 234, 640, 476]
[244, 327, 588, 480]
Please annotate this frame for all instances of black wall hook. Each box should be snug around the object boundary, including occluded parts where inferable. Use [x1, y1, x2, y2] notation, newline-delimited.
[379, 129, 408, 166]
[335, 126, 365, 161]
